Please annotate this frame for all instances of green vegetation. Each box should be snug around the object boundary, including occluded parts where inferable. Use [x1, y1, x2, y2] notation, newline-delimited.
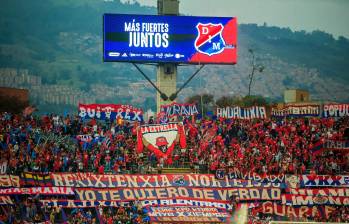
[0, 0, 156, 90]
[215, 95, 268, 108]
[240, 24, 349, 82]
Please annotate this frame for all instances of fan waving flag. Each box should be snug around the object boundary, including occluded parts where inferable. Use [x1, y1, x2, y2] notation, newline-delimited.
[137, 123, 186, 164]
[309, 139, 324, 155]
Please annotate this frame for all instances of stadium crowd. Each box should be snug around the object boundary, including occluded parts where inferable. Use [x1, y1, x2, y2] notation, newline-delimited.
[0, 112, 348, 175]
[0, 196, 150, 223]
[0, 111, 349, 223]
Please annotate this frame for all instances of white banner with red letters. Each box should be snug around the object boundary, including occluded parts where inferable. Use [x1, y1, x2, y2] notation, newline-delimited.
[137, 123, 186, 164]
[217, 106, 267, 119]
[0, 187, 74, 195]
[0, 161, 7, 174]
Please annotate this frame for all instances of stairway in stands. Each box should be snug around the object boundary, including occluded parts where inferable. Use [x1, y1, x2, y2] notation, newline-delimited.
[161, 167, 192, 174]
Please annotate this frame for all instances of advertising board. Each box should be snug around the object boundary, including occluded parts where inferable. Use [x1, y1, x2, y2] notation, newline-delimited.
[104, 14, 237, 64]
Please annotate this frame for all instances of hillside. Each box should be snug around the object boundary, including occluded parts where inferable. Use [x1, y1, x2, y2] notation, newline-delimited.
[0, 0, 348, 112]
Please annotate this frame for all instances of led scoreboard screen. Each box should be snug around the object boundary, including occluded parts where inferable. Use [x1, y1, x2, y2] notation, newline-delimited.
[103, 14, 237, 64]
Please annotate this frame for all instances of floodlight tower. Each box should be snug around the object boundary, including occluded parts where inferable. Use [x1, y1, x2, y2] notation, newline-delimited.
[156, 0, 179, 113]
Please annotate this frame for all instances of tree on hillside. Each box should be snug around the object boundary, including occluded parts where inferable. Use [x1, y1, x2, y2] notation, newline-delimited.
[240, 95, 268, 107]
[216, 95, 268, 108]
[215, 95, 241, 107]
[186, 94, 214, 115]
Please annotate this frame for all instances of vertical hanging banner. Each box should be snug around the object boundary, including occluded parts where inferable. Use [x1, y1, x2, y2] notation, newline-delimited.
[137, 123, 186, 164]
[0, 161, 7, 174]
[0, 196, 13, 205]
[161, 102, 199, 117]
[78, 104, 143, 122]
[323, 104, 349, 118]
[216, 106, 267, 119]
[0, 175, 20, 187]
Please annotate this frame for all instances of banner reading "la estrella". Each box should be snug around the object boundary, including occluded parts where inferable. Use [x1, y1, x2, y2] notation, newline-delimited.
[78, 104, 143, 122]
[137, 123, 186, 164]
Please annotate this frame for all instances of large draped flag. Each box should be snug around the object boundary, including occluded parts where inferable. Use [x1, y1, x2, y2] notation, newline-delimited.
[137, 123, 186, 164]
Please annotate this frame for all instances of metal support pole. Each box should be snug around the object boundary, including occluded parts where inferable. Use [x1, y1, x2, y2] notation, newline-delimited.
[132, 63, 168, 101]
[169, 64, 205, 101]
[156, 0, 179, 113]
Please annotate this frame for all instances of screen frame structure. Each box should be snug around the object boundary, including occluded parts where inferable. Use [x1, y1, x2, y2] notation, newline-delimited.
[103, 13, 237, 65]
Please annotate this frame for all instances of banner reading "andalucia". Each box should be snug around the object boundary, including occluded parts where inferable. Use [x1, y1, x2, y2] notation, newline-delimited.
[216, 106, 267, 119]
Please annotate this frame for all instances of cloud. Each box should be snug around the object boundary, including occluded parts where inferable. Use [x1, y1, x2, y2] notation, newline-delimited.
[134, 0, 349, 38]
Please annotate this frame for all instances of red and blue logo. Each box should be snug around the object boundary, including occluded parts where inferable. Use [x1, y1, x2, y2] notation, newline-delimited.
[194, 23, 225, 56]
[189, 18, 237, 64]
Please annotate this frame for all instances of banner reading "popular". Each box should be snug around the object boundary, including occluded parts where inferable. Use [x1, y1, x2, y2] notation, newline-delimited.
[323, 104, 349, 118]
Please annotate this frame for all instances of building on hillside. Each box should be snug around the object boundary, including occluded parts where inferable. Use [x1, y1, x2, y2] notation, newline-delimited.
[0, 87, 29, 103]
[284, 89, 310, 103]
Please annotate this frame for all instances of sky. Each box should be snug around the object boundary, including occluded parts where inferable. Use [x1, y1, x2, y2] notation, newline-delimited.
[130, 0, 349, 38]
